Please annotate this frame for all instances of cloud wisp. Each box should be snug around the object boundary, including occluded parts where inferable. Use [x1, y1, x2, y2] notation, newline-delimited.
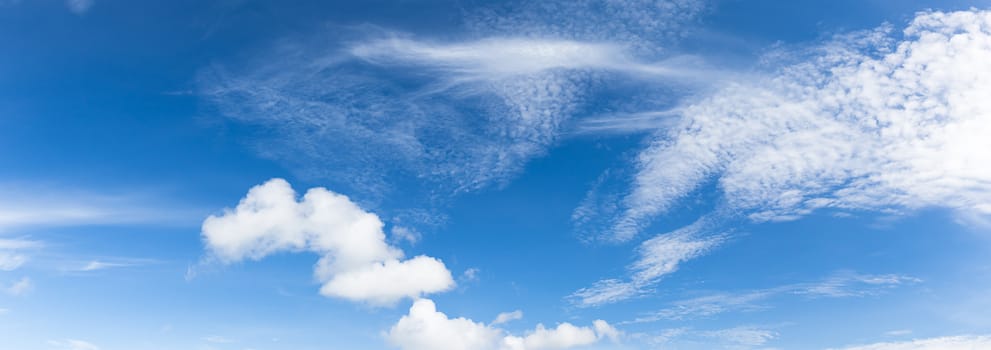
[828, 335, 991, 350]
[199, 178, 455, 306]
[0, 183, 202, 231]
[569, 217, 728, 307]
[627, 272, 919, 323]
[0, 238, 41, 271]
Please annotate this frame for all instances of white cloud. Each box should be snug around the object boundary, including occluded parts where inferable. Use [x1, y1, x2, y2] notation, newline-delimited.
[699, 326, 777, 348]
[461, 267, 481, 282]
[644, 325, 777, 350]
[48, 339, 99, 350]
[65, 0, 93, 15]
[200, 178, 454, 305]
[829, 335, 991, 350]
[199, 0, 709, 208]
[884, 330, 913, 337]
[569, 218, 727, 307]
[391, 226, 421, 245]
[0, 238, 38, 271]
[0, 184, 199, 231]
[0, 252, 27, 271]
[203, 335, 234, 344]
[350, 37, 707, 82]
[76, 260, 133, 272]
[583, 9, 991, 242]
[4, 277, 32, 296]
[493, 310, 524, 325]
[629, 272, 918, 322]
[387, 299, 618, 350]
[464, 0, 706, 55]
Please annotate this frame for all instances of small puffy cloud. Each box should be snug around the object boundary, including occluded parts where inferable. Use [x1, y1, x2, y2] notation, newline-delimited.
[0, 238, 41, 272]
[65, 0, 93, 15]
[387, 299, 619, 350]
[391, 226, 421, 245]
[830, 335, 991, 350]
[461, 267, 481, 282]
[318, 256, 454, 304]
[493, 310, 523, 325]
[4, 277, 32, 296]
[0, 252, 27, 271]
[200, 178, 454, 305]
[47, 339, 99, 350]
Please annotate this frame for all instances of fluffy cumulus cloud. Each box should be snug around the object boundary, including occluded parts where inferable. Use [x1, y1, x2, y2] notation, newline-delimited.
[830, 335, 991, 350]
[386, 299, 619, 350]
[584, 9, 991, 242]
[200, 178, 454, 305]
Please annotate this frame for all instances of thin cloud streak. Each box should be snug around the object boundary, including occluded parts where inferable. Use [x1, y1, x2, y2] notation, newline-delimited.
[626, 272, 920, 323]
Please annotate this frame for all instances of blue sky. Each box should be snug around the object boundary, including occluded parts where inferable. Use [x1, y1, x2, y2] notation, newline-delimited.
[2, 1, 991, 349]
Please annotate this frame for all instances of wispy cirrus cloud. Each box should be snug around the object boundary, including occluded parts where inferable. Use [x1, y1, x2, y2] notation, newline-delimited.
[829, 335, 991, 350]
[0, 183, 203, 231]
[638, 325, 778, 350]
[569, 217, 728, 307]
[627, 272, 920, 323]
[0, 238, 41, 271]
[579, 9, 991, 242]
[198, 0, 710, 215]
